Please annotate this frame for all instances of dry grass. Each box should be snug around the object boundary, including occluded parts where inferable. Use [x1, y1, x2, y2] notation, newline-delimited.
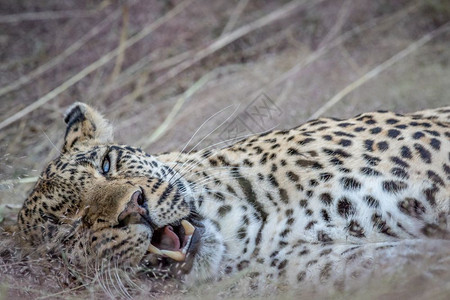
[1, 0, 450, 298]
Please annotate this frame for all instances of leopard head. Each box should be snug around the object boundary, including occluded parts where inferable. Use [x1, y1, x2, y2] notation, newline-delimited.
[17, 103, 224, 281]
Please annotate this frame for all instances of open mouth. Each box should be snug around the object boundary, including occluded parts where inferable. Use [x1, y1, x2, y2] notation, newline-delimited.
[147, 219, 202, 262]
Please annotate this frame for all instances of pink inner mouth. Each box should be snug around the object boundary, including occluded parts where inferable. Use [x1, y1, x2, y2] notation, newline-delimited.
[158, 226, 180, 250]
[147, 220, 201, 263]
[151, 225, 190, 252]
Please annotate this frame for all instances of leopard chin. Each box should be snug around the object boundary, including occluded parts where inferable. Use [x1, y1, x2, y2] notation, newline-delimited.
[182, 219, 225, 283]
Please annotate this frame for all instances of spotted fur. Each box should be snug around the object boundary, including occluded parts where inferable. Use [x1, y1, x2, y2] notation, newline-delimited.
[17, 103, 450, 289]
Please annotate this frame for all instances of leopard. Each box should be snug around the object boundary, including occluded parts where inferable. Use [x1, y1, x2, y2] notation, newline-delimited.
[16, 102, 450, 293]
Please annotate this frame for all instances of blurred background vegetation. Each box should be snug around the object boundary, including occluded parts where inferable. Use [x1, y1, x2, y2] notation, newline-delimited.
[0, 0, 449, 298]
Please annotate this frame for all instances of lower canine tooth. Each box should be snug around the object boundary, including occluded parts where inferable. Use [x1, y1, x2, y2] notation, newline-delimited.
[148, 244, 162, 255]
[182, 235, 192, 253]
[161, 250, 186, 261]
[181, 220, 195, 235]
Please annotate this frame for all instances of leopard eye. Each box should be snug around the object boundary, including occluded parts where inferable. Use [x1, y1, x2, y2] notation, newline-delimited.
[102, 155, 110, 174]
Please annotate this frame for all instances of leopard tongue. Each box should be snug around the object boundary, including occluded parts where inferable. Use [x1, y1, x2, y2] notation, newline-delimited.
[148, 220, 195, 262]
[160, 226, 180, 250]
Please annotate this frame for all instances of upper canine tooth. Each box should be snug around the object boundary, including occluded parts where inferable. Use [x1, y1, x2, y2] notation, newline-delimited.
[148, 244, 162, 255]
[161, 250, 186, 262]
[181, 220, 195, 235]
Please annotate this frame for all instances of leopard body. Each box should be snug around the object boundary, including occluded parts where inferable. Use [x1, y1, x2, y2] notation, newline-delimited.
[17, 103, 450, 290]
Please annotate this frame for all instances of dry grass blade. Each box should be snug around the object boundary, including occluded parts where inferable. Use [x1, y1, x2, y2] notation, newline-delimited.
[99, 4, 130, 102]
[0, 0, 194, 132]
[35, 284, 88, 300]
[309, 21, 450, 119]
[0, 9, 97, 23]
[87, 49, 194, 102]
[194, 0, 313, 58]
[118, 0, 321, 103]
[219, 0, 250, 36]
[317, 0, 351, 48]
[245, 0, 421, 104]
[109, 5, 130, 84]
[139, 73, 212, 148]
[0, 7, 123, 98]
[0, 176, 39, 188]
[136, 64, 244, 148]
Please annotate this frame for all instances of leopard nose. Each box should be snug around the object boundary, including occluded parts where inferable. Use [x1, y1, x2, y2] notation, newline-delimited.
[132, 190, 145, 207]
[118, 190, 147, 224]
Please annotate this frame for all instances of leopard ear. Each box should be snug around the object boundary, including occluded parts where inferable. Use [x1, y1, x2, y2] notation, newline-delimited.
[62, 102, 113, 152]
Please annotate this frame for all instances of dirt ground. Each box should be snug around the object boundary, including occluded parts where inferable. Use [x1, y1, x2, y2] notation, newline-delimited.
[0, 0, 449, 298]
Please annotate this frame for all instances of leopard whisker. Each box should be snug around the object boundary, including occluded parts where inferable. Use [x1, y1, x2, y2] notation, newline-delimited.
[191, 179, 240, 190]
[98, 259, 114, 299]
[189, 177, 238, 188]
[93, 260, 104, 295]
[171, 104, 240, 182]
[178, 125, 279, 178]
[41, 129, 61, 156]
[198, 187, 245, 204]
[168, 104, 236, 183]
[190, 175, 243, 188]
[114, 260, 132, 299]
[185, 165, 253, 180]
[125, 267, 146, 294]
[198, 124, 278, 152]
[107, 259, 124, 299]
[101, 260, 112, 299]
[189, 170, 256, 187]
